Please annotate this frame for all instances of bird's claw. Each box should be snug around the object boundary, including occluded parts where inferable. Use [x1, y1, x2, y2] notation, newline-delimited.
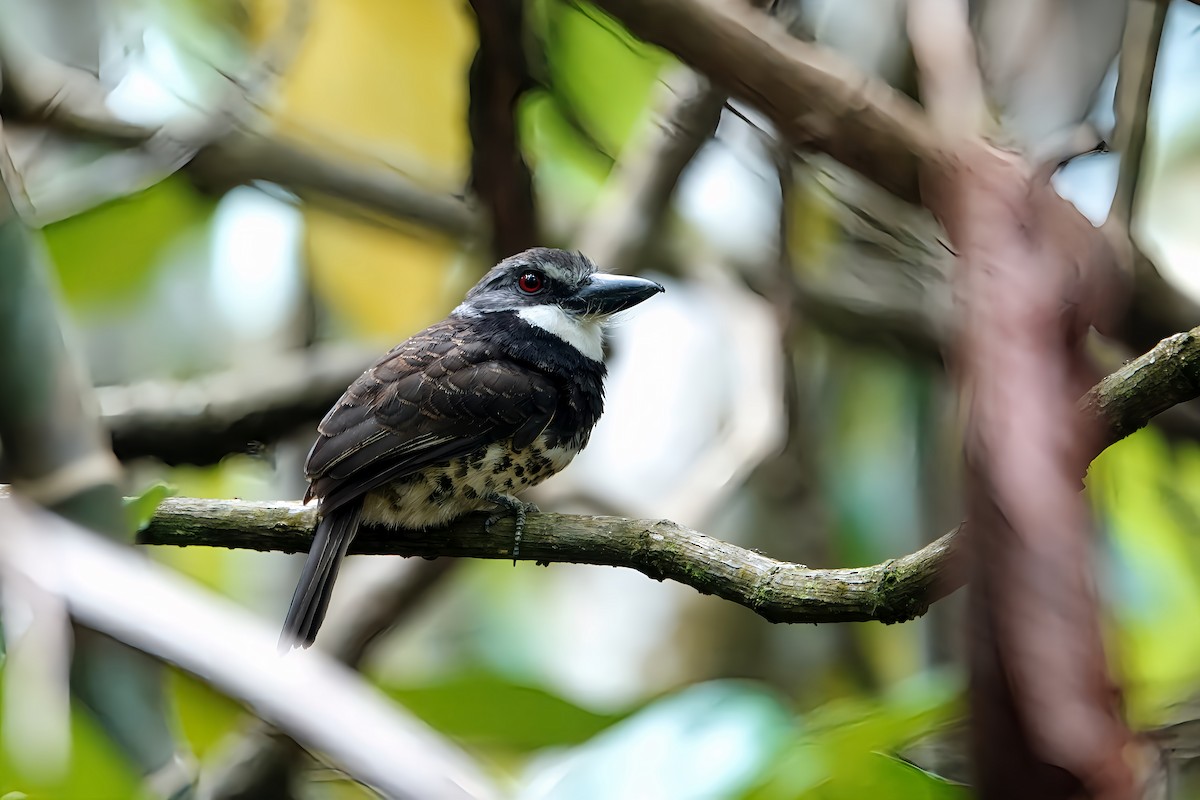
[484, 493, 538, 563]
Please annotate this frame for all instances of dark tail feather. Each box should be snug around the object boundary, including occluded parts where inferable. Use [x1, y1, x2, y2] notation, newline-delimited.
[279, 500, 363, 651]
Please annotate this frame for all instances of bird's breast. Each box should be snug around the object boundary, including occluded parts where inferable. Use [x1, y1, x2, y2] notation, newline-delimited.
[360, 435, 579, 529]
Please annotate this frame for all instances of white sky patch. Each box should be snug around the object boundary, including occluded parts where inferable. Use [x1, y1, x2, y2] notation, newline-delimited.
[105, 26, 195, 126]
[209, 187, 303, 339]
[676, 114, 780, 266]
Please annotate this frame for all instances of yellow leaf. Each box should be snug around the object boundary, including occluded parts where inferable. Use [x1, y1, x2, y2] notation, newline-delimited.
[306, 215, 475, 337]
[244, 0, 480, 336]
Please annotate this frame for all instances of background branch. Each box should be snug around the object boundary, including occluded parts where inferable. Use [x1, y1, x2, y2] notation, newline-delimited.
[467, 0, 539, 258]
[0, 127, 193, 797]
[187, 131, 481, 240]
[0, 496, 496, 800]
[98, 343, 379, 466]
[1110, 0, 1167, 230]
[592, 0, 1199, 358]
[589, 0, 937, 204]
[1106, 0, 1200, 354]
[206, 559, 459, 800]
[138, 498, 961, 626]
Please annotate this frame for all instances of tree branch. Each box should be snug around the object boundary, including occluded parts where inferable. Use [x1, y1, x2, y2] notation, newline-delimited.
[1105, 1, 1200, 354]
[467, 0, 539, 258]
[187, 131, 481, 240]
[206, 559, 459, 800]
[125, 322, 1200, 631]
[911, 1, 1136, 792]
[138, 498, 961, 625]
[1081, 328, 1200, 448]
[98, 343, 379, 466]
[589, 0, 937, 204]
[0, 10, 481, 239]
[1110, 0, 1167, 231]
[0, 122, 193, 795]
[591, 0, 1199, 356]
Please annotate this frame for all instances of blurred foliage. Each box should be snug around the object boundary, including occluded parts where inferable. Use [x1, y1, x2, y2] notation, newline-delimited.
[249, 0, 478, 339]
[519, 91, 612, 220]
[166, 670, 245, 759]
[518, 681, 792, 800]
[380, 669, 627, 752]
[1089, 429, 1200, 725]
[743, 676, 964, 800]
[44, 178, 215, 311]
[0, 666, 146, 800]
[532, 0, 673, 157]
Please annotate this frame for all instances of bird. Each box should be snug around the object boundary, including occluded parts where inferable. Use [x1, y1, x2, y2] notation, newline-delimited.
[279, 248, 664, 649]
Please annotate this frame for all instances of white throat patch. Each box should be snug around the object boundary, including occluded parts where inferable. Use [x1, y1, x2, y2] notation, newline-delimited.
[517, 305, 605, 362]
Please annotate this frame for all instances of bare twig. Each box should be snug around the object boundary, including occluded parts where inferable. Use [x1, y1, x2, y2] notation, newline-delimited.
[1109, 0, 1168, 230]
[906, 0, 988, 137]
[1105, 1, 1200, 353]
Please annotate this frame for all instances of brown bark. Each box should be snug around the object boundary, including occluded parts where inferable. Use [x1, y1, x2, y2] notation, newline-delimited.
[467, 0, 539, 259]
[925, 139, 1134, 800]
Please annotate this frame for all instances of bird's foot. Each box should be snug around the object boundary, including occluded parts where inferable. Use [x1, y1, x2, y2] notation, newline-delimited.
[484, 493, 539, 563]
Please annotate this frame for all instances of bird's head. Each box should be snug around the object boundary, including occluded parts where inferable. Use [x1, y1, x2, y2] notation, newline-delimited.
[452, 248, 664, 361]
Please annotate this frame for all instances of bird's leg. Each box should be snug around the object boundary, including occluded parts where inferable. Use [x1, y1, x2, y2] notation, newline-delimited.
[484, 493, 540, 562]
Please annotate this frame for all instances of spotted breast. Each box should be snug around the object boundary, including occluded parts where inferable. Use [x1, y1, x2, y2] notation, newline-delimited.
[361, 437, 579, 529]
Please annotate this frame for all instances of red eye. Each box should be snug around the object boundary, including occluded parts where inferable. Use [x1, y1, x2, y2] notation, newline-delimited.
[517, 271, 544, 294]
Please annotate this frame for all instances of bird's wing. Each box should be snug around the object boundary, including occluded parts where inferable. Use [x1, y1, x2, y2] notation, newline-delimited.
[305, 320, 559, 514]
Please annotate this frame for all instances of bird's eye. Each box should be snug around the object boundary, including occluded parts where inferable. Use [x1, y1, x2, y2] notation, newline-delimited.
[517, 271, 545, 294]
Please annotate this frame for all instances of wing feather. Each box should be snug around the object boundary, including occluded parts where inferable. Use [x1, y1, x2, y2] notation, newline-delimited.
[304, 319, 558, 514]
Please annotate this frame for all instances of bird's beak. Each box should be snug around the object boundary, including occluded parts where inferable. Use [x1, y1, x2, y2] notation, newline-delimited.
[564, 273, 665, 317]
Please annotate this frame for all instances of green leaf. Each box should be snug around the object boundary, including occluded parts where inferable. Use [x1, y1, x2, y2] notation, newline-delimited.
[518, 90, 613, 215]
[0, 665, 145, 800]
[124, 482, 176, 533]
[168, 669, 246, 759]
[743, 675, 964, 800]
[381, 669, 626, 751]
[517, 681, 793, 800]
[43, 177, 215, 310]
[1088, 430, 1200, 723]
[539, 1, 674, 157]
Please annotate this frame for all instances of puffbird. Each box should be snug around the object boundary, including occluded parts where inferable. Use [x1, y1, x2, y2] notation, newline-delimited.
[280, 248, 663, 649]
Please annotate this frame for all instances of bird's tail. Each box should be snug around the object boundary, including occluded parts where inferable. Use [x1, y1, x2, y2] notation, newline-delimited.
[279, 500, 363, 651]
